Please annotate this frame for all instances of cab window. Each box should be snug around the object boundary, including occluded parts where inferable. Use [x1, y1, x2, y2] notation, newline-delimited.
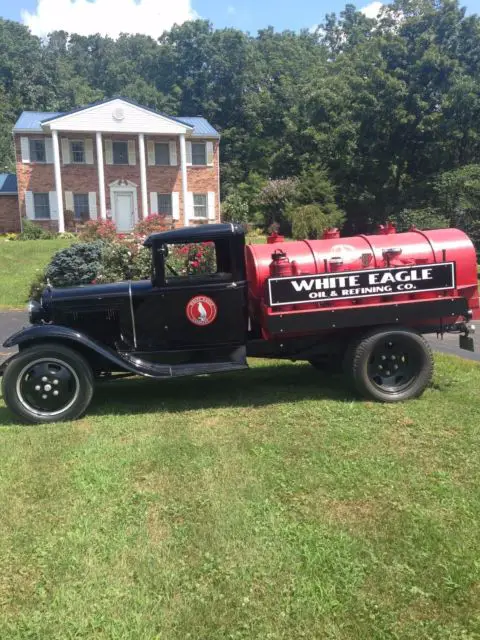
[163, 239, 233, 283]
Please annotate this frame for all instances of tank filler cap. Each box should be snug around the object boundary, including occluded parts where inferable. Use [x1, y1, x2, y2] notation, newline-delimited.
[383, 247, 402, 258]
[329, 256, 344, 265]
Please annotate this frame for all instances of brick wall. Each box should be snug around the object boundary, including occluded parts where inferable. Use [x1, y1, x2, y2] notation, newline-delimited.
[0, 195, 20, 233]
[15, 133, 221, 230]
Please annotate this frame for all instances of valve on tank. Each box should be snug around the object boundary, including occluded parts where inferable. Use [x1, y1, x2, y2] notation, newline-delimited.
[378, 221, 397, 235]
[270, 249, 293, 278]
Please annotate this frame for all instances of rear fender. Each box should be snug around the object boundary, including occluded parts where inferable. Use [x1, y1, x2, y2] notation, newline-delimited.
[3, 324, 138, 375]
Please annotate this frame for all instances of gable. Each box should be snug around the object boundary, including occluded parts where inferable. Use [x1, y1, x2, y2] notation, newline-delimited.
[41, 98, 192, 135]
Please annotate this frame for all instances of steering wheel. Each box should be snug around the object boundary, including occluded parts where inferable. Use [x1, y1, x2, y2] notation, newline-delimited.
[165, 262, 179, 277]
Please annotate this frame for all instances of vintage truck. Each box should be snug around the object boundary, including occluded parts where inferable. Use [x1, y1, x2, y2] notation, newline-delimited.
[1, 223, 478, 423]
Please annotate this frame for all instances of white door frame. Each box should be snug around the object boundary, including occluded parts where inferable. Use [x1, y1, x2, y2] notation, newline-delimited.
[109, 179, 138, 231]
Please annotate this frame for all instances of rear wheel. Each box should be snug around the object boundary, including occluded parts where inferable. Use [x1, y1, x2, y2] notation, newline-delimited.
[345, 327, 433, 402]
[2, 344, 94, 424]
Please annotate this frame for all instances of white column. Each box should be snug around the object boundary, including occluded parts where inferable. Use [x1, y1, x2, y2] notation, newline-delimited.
[179, 133, 188, 225]
[139, 133, 148, 219]
[96, 131, 107, 219]
[51, 130, 65, 233]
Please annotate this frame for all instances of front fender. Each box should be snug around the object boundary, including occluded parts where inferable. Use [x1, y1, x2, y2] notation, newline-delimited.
[2, 324, 142, 375]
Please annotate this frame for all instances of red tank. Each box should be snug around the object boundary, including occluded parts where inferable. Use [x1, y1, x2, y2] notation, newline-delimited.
[245, 228, 479, 338]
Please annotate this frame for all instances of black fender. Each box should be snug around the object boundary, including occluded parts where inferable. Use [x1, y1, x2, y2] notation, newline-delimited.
[2, 324, 154, 377]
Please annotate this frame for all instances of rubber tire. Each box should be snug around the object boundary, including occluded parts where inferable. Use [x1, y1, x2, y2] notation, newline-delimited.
[2, 344, 94, 424]
[344, 327, 434, 403]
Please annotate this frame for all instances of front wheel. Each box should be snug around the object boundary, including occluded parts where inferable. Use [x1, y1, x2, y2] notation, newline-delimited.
[345, 327, 434, 402]
[2, 344, 94, 424]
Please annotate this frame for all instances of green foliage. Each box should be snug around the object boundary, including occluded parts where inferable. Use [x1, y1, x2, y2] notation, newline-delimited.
[45, 241, 104, 288]
[18, 220, 55, 241]
[391, 208, 450, 232]
[97, 241, 151, 283]
[257, 178, 299, 231]
[221, 192, 250, 225]
[288, 204, 345, 240]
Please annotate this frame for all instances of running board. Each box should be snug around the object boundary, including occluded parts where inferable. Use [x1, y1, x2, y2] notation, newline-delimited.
[120, 354, 248, 379]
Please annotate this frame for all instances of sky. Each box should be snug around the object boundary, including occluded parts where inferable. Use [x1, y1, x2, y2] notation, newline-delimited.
[0, 0, 479, 39]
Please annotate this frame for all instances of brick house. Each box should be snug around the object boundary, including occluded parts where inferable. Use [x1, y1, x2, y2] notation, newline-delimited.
[13, 97, 221, 233]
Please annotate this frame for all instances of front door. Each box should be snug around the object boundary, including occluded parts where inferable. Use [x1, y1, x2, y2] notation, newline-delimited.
[114, 192, 134, 232]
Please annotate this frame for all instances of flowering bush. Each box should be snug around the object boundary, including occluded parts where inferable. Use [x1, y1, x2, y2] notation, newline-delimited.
[78, 219, 117, 242]
[95, 241, 151, 283]
[134, 215, 171, 237]
[166, 242, 216, 276]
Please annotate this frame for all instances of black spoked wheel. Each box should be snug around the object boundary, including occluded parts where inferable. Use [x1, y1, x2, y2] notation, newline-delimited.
[2, 344, 94, 424]
[346, 327, 434, 402]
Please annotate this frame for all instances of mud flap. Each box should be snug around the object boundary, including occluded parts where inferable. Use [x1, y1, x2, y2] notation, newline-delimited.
[459, 335, 475, 352]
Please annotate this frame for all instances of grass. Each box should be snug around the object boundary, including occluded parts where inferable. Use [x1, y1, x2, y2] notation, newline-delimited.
[0, 239, 72, 309]
[0, 355, 479, 638]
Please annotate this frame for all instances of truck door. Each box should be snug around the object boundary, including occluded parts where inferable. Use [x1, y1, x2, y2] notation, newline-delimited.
[162, 240, 248, 354]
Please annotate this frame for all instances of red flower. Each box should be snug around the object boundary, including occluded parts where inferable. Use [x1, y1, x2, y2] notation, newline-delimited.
[191, 260, 200, 268]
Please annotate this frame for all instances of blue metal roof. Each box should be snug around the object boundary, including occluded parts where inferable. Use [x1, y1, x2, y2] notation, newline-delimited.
[0, 174, 17, 194]
[14, 101, 220, 138]
[176, 117, 220, 138]
[14, 111, 64, 132]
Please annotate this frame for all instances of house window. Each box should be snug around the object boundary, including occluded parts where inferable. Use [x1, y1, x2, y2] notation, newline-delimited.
[71, 140, 85, 164]
[113, 141, 129, 165]
[192, 142, 206, 166]
[33, 193, 50, 219]
[193, 193, 208, 218]
[29, 139, 46, 163]
[155, 143, 170, 166]
[157, 194, 172, 216]
[73, 194, 90, 220]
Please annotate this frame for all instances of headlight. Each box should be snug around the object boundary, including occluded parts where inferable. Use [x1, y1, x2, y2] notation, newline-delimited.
[28, 300, 44, 324]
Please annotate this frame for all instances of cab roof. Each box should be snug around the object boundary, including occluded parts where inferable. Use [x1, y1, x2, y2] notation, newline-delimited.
[144, 223, 244, 246]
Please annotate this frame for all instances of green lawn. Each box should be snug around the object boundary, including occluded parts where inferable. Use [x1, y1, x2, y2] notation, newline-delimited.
[0, 239, 72, 308]
[0, 356, 479, 638]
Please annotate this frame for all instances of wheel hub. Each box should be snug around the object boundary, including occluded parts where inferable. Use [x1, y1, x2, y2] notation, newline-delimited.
[367, 338, 420, 392]
[16, 359, 80, 418]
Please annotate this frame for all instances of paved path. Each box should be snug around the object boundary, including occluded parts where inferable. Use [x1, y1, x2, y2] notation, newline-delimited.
[0, 310, 478, 363]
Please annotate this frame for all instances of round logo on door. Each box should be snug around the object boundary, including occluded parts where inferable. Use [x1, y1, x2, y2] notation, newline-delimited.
[186, 296, 218, 326]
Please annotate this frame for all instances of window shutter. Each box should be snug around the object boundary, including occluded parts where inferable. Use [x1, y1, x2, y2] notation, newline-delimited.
[65, 191, 74, 212]
[89, 192, 98, 220]
[186, 192, 194, 224]
[172, 192, 180, 220]
[147, 140, 155, 166]
[25, 191, 34, 218]
[186, 141, 192, 166]
[105, 139, 113, 165]
[21, 138, 30, 163]
[45, 138, 54, 164]
[208, 192, 216, 221]
[169, 141, 178, 166]
[61, 138, 70, 164]
[206, 141, 214, 166]
[128, 140, 136, 165]
[49, 192, 59, 220]
[150, 192, 157, 215]
[85, 139, 94, 164]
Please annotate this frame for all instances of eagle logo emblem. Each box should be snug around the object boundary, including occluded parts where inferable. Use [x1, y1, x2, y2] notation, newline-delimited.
[186, 296, 218, 326]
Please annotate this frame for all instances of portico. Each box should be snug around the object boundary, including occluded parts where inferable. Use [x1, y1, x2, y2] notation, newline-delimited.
[41, 98, 194, 232]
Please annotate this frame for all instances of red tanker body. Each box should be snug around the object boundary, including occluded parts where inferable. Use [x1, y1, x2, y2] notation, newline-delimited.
[245, 227, 479, 340]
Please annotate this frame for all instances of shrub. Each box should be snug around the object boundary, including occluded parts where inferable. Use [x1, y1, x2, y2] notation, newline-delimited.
[29, 269, 48, 301]
[134, 215, 171, 236]
[94, 241, 149, 283]
[45, 241, 104, 288]
[78, 219, 117, 242]
[391, 208, 450, 232]
[221, 192, 250, 226]
[287, 204, 345, 240]
[19, 219, 55, 240]
[167, 242, 215, 276]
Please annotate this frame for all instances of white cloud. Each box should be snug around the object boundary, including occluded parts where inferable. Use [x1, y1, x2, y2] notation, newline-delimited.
[21, 0, 198, 39]
[227, 5, 236, 15]
[360, 1, 383, 19]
